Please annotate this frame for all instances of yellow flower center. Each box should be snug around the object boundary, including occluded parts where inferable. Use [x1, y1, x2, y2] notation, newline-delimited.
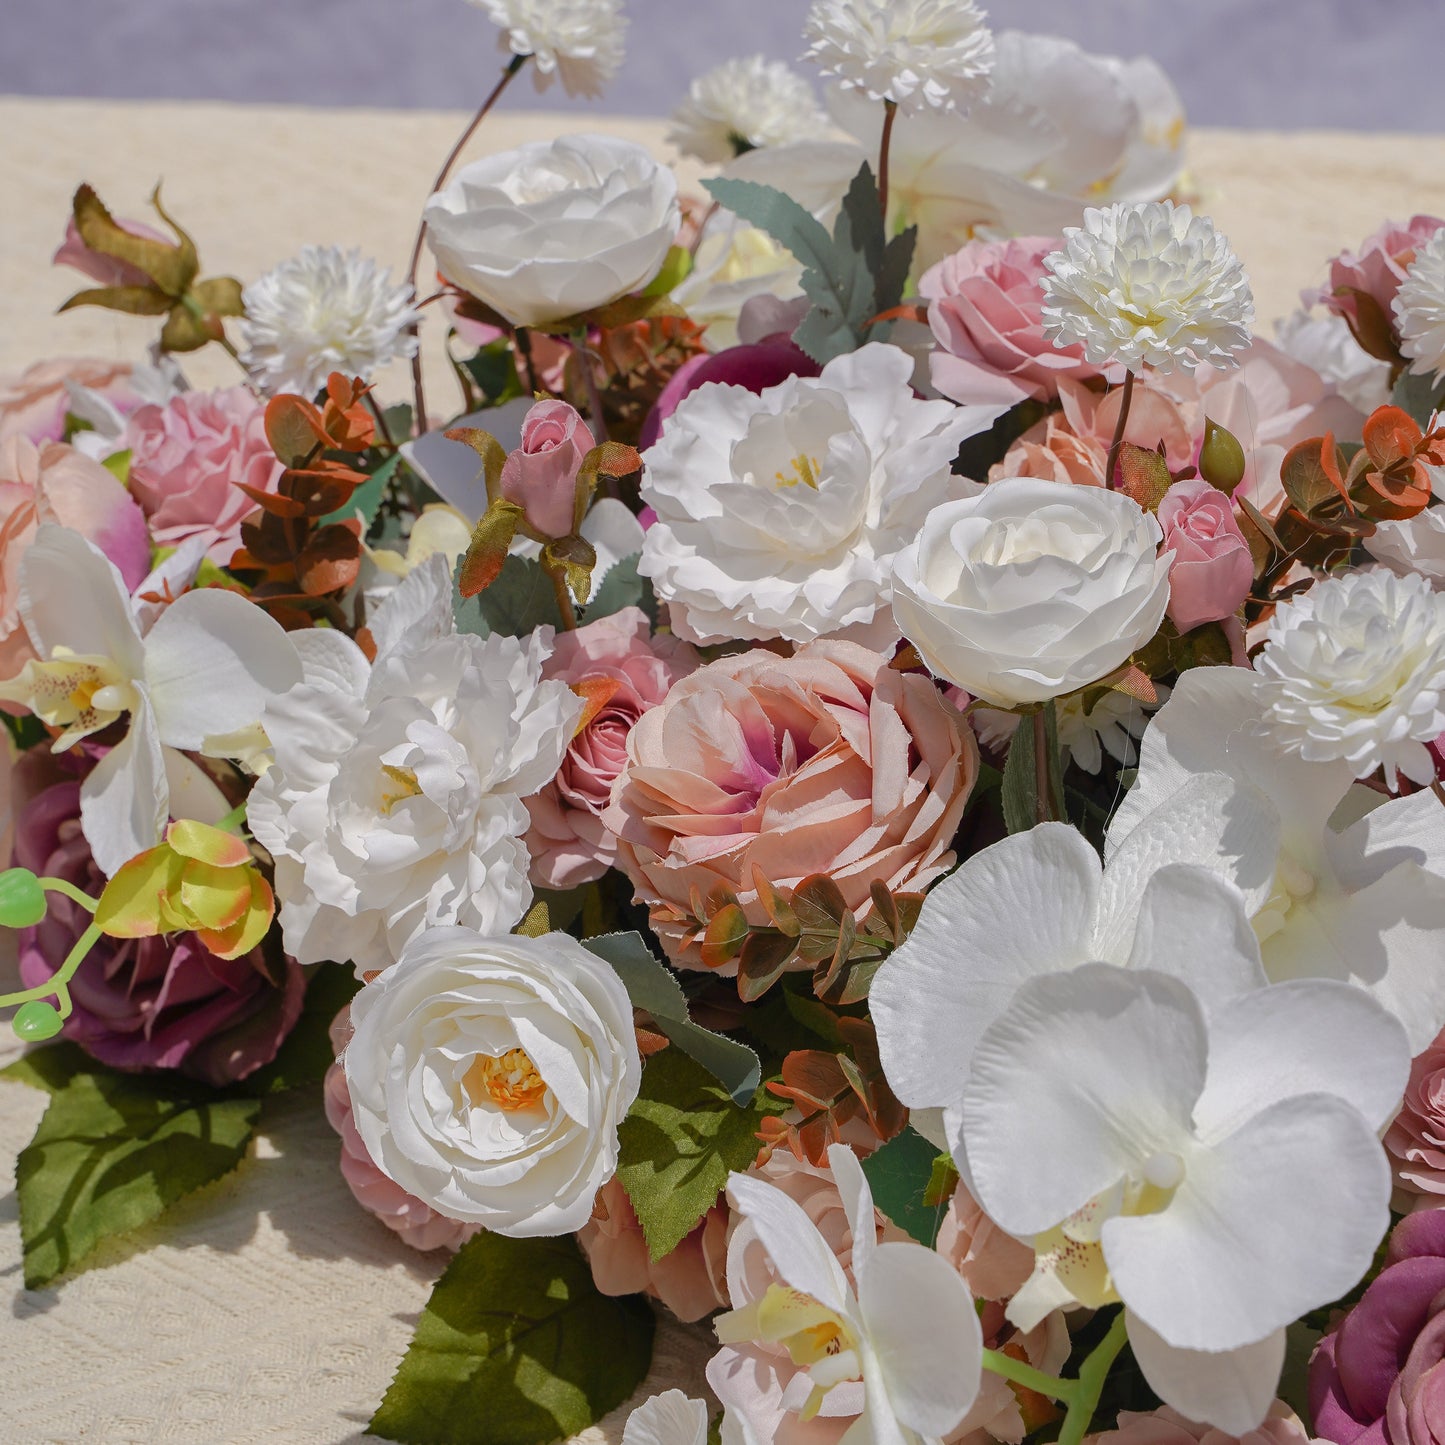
[774, 453, 822, 489]
[464, 1048, 548, 1112]
[379, 764, 423, 815]
[0, 649, 139, 749]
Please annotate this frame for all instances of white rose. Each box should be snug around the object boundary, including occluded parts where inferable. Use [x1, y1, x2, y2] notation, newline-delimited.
[891, 476, 1171, 706]
[343, 927, 641, 1236]
[672, 209, 803, 352]
[424, 133, 680, 330]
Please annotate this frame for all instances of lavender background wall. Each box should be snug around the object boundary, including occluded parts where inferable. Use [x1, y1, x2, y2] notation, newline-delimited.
[1, 0, 1440, 130]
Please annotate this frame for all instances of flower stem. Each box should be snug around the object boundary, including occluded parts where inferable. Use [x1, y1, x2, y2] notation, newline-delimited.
[37, 878, 97, 914]
[366, 392, 399, 451]
[1033, 706, 1052, 825]
[543, 560, 579, 631]
[878, 99, 898, 224]
[0, 920, 104, 1019]
[216, 800, 250, 836]
[573, 330, 611, 444]
[1058, 1311, 1130, 1445]
[980, 1349, 1078, 1406]
[1104, 370, 1137, 489]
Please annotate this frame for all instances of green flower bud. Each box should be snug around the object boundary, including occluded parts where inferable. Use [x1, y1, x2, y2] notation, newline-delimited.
[1200, 417, 1247, 494]
[0, 869, 47, 930]
[12, 1001, 64, 1043]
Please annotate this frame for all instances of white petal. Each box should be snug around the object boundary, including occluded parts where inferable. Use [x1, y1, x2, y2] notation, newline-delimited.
[162, 748, 232, 825]
[621, 1391, 709, 1445]
[580, 497, 647, 592]
[144, 588, 302, 748]
[400, 400, 531, 522]
[367, 552, 456, 661]
[17, 524, 145, 674]
[79, 697, 168, 875]
[1126, 1311, 1285, 1436]
[1333, 787, 1445, 888]
[827, 1143, 877, 1283]
[130, 538, 207, 636]
[960, 965, 1204, 1239]
[290, 627, 371, 700]
[725, 1171, 852, 1315]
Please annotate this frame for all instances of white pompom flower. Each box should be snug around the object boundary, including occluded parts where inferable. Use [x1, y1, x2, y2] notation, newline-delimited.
[239, 245, 420, 398]
[666, 55, 829, 164]
[1041, 201, 1255, 375]
[802, 0, 996, 116]
[1255, 568, 1445, 788]
[1394, 228, 1445, 384]
[472, 0, 626, 97]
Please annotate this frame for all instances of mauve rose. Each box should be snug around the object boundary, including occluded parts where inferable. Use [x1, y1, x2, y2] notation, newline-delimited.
[1156, 478, 1254, 633]
[1310, 1209, 1445, 1445]
[53, 214, 169, 290]
[1386, 1024, 1445, 1207]
[498, 399, 596, 540]
[126, 387, 282, 564]
[1310, 216, 1445, 341]
[0, 357, 136, 446]
[13, 772, 304, 1087]
[524, 607, 697, 889]
[578, 1176, 729, 1322]
[1085, 1402, 1312, 1445]
[603, 640, 979, 970]
[921, 237, 1117, 409]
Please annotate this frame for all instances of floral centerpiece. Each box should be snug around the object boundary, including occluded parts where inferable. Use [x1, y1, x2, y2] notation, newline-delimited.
[4, 2, 1445, 1442]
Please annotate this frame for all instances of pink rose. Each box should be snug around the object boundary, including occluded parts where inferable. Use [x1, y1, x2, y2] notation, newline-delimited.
[1386, 1024, 1445, 1207]
[921, 237, 1118, 409]
[126, 387, 282, 564]
[0, 437, 151, 682]
[53, 214, 169, 290]
[1058, 373, 1201, 477]
[603, 640, 979, 970]
[936, 1181, 1036, 1303]
[499, 399, 596, 540]
[577, 1176, 729, 1322]
[1310, 215, 1445, 342]
[524, 607, 697, 889]
[0, 357, 137, 446]
[989, 415, 1109, 488]
[1156, 478, 1254, 633]
[1085, 1403, 1312, 1445]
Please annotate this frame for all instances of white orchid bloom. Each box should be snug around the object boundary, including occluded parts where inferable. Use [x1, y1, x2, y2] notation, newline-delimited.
[621, 1391, 709, 1445]
[715, 1142, 982, 1445]
[0, 524, 300, 874]
[1106, 665, 1445, 1051]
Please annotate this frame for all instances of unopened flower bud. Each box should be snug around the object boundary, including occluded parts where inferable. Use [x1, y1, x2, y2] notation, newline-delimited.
[1199, 417, 1247, 494]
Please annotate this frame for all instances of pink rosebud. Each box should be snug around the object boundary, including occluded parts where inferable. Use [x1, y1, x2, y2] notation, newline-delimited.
[53, 215, 169, 290]
[1157, 478, 1254, 633]
[1310, 215, 1445, 343]
[498, 399, 596, 539]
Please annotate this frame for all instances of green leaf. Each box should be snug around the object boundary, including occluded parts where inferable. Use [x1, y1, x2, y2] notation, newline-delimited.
[861, 1126, 951, 1247]
[1392, 366, 1445, 430]
[2, 710, 49, 750]
[369, 1233, 654, 1445]
[0, 1041, 92, 1093]
[454, 554, 565, 640]
[582, 553, 658, 628]
[243, 962, 361, 1096]
[322, 451, 401, 530]
[16, 1069, 259, 1288]
[1000, 703, 1064, 834]
[616, 1049, 784, 1261]
[461, 339, 524, 408]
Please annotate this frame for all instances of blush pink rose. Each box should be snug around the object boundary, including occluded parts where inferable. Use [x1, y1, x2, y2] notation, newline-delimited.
[53, 214, 169, 290]
[936, 1180, 1036, 1303]
[1310, 215, 1445, 342]
[1085, 1403, 1312, 1445]
[499, 399, 596, 540]
[921, 237, 1118, 408]
[578, 1176, 729, 1322]
[1058, 374, 1201, 477]
[1157, 478, 1254, 633]
[989, 415, 1109, 488]
[603, 640, 979, 970]
[524, 607, 697, 889]
[126, 387, 282, 564]
[0, 357, 137, 446]
[0, 437, 151, 682]
[1385, 1023, 1445, 1208]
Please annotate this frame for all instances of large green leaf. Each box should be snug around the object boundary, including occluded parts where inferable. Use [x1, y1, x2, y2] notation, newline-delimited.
[15, 1068, 259, 1288]
[1392, 366, 1445, 429]
[582, 553, 658, 628]
[860, 1126, 951, 1247]
[453, 553, 565, 639]
[369, 1233, 654, 1445]
[616, 1049, 784, 1261]
[1001, 702, 1064, 835]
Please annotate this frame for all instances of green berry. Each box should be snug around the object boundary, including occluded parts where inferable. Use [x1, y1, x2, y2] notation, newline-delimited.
[12, 1001, 64, 1042]
[0, 869, 47, 929]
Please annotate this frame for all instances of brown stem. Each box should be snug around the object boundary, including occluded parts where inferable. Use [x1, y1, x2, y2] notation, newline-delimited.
[1431, 780, 1445, 808]
[365, 392, 398, 451]
[544, 561, 578, 631]
[1033, 708, 1052, 826]
[574, 332, 610, 443]
[515, 326, 540, 395]
[1104, 370, 1137, 489]
[878, 100, 898, 224]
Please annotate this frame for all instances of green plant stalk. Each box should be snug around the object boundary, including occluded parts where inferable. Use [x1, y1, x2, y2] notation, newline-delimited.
[979, 1348, 1078, 1406]
[0, 920, 104, 1019]
[215, 800, 249, 836]
[37, 877, 98, 913]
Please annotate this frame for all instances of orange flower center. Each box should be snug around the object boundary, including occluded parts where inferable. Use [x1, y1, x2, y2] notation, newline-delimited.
[464, 1048, 547, 1112]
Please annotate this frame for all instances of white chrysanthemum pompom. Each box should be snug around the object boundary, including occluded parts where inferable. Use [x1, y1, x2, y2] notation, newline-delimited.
[1041, 200, 1255, 375]
[239, 246, 420, 398]
[1395, 229, 1445, 384]
[801, 0, 995, 116]
[1256, 569, 1445, 788]
[666, 55, 828, 163]
[472, 0, 626, 97]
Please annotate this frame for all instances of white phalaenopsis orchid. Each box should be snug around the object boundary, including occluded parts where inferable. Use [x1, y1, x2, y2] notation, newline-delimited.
[714, 1143, 982, 1445]
[0, 524, 300, 874]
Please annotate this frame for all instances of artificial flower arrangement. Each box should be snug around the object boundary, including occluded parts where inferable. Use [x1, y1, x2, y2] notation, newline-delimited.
[3, 1, 1445, 1442]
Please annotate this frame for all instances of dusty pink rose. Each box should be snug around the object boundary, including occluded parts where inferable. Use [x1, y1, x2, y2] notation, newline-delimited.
[578, 1176, 729, 1322]
[1085, 1402, 1312, 1445]
[1310, 215, 1445, 342]
[0, 436, 151, 682]
[989, 414, 1109, 488]
[1058, 374, 1202, 476]
[0, 357, 137, 446]
[498, 399, 596, 540]
[53, 214, 169, 289]
[1157, 478, 1254, 633]
[603, 640, 979, 970]
[324, 1007, 479, 1252]
[126, 386, 282, 564]
[921, 237, 1117, 408]
[1386, 1023, 1445, 1207]
[524, 607, 697, 889]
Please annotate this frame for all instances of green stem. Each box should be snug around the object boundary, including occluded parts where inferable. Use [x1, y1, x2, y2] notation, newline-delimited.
[216, 800, 249, 836]
[0, 920, 104, 1019]
[980, 1348, 1078, 1406]
[37, 878, 97, 914]
[1058, 1312, 1130, 1445]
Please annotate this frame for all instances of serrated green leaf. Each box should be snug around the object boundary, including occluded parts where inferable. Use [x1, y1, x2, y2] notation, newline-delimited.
[582, 553, 658, 627]
[876, 226, 918, 319]
[368, 1233, 654, 1445]
[860, 1126, 949, 1247]
[243, 962, 361, 1096]
[0, 1041, 92, 1094]
[452, 553, 565, 639]
[16, 1069, 259, 1288]
[617, 1049, 783, 1261]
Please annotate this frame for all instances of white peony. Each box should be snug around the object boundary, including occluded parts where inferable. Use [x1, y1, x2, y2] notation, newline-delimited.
[801, 0, 996, 116]
[1394, 227, 1445, 384]
[239, 246, 420, 398]
[1042, 201, 1255, 374]
[639, 342, 998, 647]
[1274, 308, 1391, 416]
[890, 476, 1172, 706]
[1255, 569, 1445, 787]
[424, 134, 680, 330]
[248, 560, 582, 978]
[343, 926, 640, 1235]
[470, 0, 626, 98]
[666, 55, 828, 164]
[1366, 508, 1445, 588]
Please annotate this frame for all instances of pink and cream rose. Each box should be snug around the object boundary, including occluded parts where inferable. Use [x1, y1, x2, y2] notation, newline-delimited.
[126, 386, 283, 564]
[989, 415, 1109, 488]
[1156, 479, 1254, 633]
[603, 640, 979, 970]
[1310, 215, 1445, 343]
[524, 607, 697, 890]
[499, 399, 596, 540]
[1085, 1403, 1312, 1445]
[1385, 1024, 1445, 1209]
[0, 357, 136, 446]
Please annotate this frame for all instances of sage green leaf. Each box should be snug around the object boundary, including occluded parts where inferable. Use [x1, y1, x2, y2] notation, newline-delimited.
[454, 554, 565, 639]
[16, 1070, 259, 1288]
[322, 451, 401, 531]
[0, 1041, 91, 1094]
[583, 553, 658, 627]
[368, 1233, 654, 1445]
[860, 1127, 950, 1247]
[1393, 366, 1445, 430]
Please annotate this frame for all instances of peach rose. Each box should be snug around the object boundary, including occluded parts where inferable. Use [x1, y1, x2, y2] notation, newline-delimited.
[989, 414, 1109, 488]
[524, 607, 697, 889]
[578, 1176, 729, 1323]
[1058, 373, 1201, 476]
[1157, 479, 1254, 633]
[0, 357, 136, 445]
[1085, 1402, 1312, 1445]
[126, 387, 282, 564]
[0, 437, 151, 681]
[936, 1180, 1036, 1303]
[1385, 1024, 1445, 1209]
[603, 640, 978, 969]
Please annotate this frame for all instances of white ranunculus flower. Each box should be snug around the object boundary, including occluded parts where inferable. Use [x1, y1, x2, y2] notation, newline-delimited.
[671, 209, 804, 352]
[1255, 569, 1445, 787]
[1394, 227, 1445, 384]
[666, 55, 828, 164]
[639, 342, 999, 647]
[1042, 201, 1255, 375]
[890, 476, 1172, 706]
[343, 926, 640, 1236]
[1366, 508, 1445, 587]
[470, 0, 626, 98]
[424, 134, 680, 330]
